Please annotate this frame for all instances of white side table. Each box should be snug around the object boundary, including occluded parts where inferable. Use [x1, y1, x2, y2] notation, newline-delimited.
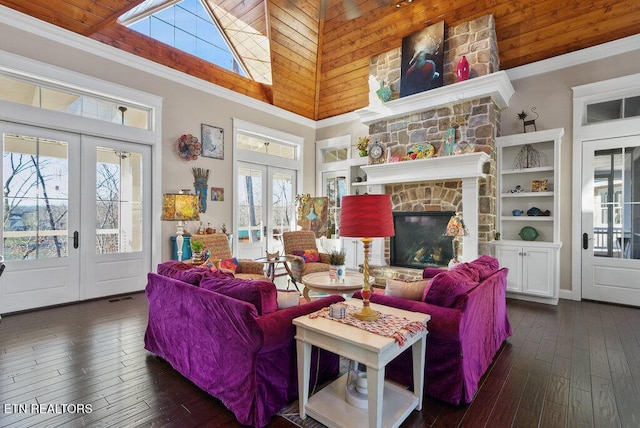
[294, 298, 429, 428]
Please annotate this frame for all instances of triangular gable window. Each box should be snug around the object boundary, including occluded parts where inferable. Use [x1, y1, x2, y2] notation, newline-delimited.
[119, 0, 272, 84]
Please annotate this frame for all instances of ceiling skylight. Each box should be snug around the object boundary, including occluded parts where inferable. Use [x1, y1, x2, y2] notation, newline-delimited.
[119, 0, 272, 85]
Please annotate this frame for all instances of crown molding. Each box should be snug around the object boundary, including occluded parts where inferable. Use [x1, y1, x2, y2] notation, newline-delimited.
[0, 5, 316, 129]
[506, 33, 640, 81]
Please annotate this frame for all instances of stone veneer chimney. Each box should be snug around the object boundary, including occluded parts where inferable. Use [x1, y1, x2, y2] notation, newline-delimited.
[366, 15, 501, 260]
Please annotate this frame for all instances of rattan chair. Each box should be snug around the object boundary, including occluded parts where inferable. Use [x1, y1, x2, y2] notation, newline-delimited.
[190, 233, 269, 281]
[282, 230, 331, 286]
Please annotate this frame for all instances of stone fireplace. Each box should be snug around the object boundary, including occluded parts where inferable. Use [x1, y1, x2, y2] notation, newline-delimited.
[355, 72, 513, 271]
[355, 15, 513, 271]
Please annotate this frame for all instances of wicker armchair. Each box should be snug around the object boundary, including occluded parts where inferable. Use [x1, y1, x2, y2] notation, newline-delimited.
[282, 231, 331, 284]
[190, 233, 269, 281]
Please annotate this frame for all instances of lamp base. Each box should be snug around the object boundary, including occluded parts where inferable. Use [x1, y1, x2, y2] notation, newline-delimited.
[353, 305, 379, 322]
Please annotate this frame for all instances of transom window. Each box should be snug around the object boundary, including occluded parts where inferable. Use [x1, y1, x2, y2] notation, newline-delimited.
[0, 72, 151, 130]
[237, 133, 297, 160]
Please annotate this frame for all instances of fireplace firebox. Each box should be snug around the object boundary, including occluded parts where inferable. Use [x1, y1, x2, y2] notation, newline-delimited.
[390, 211, 455, 269]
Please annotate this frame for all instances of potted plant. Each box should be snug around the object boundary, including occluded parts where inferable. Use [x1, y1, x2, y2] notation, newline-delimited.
[190, 240, 205, 264]
[329, 249, 347, 282]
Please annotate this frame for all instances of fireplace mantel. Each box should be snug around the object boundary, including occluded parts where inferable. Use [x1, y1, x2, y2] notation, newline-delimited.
[359, 152, 489, 186]
[355, 71, 514, 125]
[358, 153, 490, 265]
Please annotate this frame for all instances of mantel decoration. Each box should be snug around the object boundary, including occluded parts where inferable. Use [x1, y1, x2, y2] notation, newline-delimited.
[176, 134, 201, 161]
[356, 136, 370, 157]
[452, 101, 475, 154]
[340, 194, 395, 321]
[376, 80, 392, 102]
[456, 55, 470, 82]
[400, 21, 445, 97]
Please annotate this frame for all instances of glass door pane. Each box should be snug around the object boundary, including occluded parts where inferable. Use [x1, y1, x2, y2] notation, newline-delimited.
[3, 134, 69, 260]
[592, 147, 640, 259]
[238, 165, 263, 245]
[269, 169, 295, 255]
[95, 147, 143, 254]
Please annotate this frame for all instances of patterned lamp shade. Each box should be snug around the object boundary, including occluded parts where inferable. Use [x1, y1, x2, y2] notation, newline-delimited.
[445, 212, 469, 237]
[161, 193, 200, 222]
[340, 194, 395, 238]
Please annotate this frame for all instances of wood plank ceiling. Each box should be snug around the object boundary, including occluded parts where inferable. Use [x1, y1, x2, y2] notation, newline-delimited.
[1, 0, 639, 121]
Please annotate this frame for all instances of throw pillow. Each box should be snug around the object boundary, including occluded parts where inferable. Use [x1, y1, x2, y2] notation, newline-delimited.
[451, 263, 481, 283]
[293, 249, 320, 263]
[424, 270, 479, 308]
[219, 257, 239, 274]
[468, 255, 500, 281]
[157, 260, 206, 286]
[384, 278, 431, 301]
[200, 274, 278, 315]
[277, 290, 301, 309]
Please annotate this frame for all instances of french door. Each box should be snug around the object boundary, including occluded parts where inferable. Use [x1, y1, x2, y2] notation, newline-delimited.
[236, 163, 296, 260]
[581, 136, 640, 306]
[1, 123, 151, 313]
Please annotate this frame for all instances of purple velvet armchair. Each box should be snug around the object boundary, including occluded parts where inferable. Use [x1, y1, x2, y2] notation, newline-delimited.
[355, 255, 511, 404]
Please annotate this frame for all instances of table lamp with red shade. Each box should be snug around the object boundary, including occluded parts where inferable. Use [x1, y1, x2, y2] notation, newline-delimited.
[340, 194, 395, 321]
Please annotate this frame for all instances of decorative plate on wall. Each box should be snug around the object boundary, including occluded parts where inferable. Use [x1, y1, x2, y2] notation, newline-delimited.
[176, 134, 201, 161]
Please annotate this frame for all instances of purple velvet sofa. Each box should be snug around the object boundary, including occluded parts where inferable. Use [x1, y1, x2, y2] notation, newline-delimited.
[356, 255, 511, 405]
[144, 262, 343, 427]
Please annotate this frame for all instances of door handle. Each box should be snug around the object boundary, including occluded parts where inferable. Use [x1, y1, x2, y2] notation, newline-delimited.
[73, 231, 79, 249]
[582, 232, 589, 250]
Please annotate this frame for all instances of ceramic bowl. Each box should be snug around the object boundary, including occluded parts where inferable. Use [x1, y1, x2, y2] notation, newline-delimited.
[519, 226, 539, 241]
[512, 209, 523, 216]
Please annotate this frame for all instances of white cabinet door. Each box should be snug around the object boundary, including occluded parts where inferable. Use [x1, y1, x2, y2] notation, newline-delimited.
[495, 246, 522, 293]
[522, 246, 554, 297]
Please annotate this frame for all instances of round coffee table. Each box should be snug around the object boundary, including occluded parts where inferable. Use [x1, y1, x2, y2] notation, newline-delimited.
[301, 271, 374, 302]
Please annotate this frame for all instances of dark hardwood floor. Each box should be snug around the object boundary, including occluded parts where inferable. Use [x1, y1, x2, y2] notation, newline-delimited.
[1, 293, 640, 427]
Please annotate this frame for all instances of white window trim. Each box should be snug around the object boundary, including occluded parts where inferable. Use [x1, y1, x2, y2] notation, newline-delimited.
[232, 118, 304, 249]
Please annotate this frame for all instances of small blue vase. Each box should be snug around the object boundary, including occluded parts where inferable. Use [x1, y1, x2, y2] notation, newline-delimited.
[376, 81, 392, 102]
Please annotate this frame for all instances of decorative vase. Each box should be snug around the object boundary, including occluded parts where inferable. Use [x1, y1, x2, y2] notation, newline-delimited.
[376, 81, 392, 102]
[359, 150, 368, 157]
[456, 56, 470, 82]
[329, 264, 346, 281]
[453, 125, 468, 155]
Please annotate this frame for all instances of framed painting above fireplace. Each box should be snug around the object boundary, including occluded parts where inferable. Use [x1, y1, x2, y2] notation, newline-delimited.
[390, 211, 455, 269]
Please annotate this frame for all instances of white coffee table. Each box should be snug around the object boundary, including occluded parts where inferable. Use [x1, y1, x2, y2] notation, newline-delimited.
[294, 298, 429, 428]
[301, 271, 373, 302]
